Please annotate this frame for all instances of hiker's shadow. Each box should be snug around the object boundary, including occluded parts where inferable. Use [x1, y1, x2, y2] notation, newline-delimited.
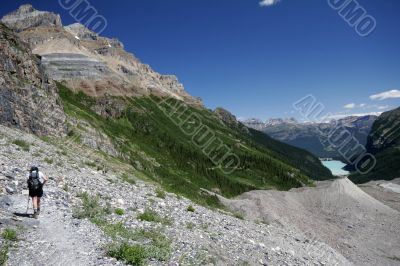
[13, 212, 32, 218]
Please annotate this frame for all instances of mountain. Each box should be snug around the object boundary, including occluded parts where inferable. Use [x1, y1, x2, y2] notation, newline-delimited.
[242, 115, 378, 158]
[58, 84, 332, 205]
[0, 5, 333, 208]
[349, 107, 400, 183]
[1, 4, 201, 105]
[1, 4, 62, 32]
[241, 117, 298, 130]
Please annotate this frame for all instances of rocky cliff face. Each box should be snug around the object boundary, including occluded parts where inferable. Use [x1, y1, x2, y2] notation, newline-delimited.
[349, 107, 400, 183]
[0, 23, 65, 135]
[366, 107, 400, 153]
[1, 5, 202, 105]
[214, 107, 239, 127]
[41, 53, 112, 80]
[214, 107, 250, 134]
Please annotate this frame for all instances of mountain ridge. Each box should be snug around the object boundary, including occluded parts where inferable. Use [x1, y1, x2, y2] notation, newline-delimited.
[1, 4, 202, 105]
[242, 115, 378, 158]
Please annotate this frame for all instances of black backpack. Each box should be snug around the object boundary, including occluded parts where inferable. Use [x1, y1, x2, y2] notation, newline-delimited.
[28, 167, 42, 191]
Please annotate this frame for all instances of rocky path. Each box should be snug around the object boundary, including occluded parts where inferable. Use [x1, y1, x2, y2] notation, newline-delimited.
[5, 192, 106, 266]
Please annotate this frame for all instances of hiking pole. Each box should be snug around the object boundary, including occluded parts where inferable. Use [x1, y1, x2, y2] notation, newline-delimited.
[26, 195, 30, 214]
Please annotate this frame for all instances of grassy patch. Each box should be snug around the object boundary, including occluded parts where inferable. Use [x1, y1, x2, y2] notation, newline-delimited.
[57, 149, 68, 156]
[12, 139, 30, 151]
[115, 208, 125, 216]
[147, 198, 155, 204]
[1, 229, 17, 242]
[39, 135, 52, 143]
[202, 194, 224, 210]
[107, 178, 116, 184]
[0, 228, 19, 266]
[233, 212, 244, 220]
[131, 229, 171, 262]
[44, 157, 53, 164]
[121, 173, 136, 185]
[73, 192, 111, 224]
[186, 222, 195, 230]
[155, 188, 166, 199]
[103, 222, 136, 240]
[106, 229, 171, 265]
[102, 222, 171, 265]
[186, 205, 195, 212]
[107, 242, 147, 265]
[84, 161, 97, 168]
[0, 243, 9, 266]
[389, 256, 400, 262]
[200, 223, 209, 230]
[255, 219, 269, 225]
[137, 209, 173, 225]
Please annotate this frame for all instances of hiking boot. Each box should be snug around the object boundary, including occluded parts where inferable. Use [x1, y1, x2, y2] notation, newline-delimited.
[33, 212, 38, 219]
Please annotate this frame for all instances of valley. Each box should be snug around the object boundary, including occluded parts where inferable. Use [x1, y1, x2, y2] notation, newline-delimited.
[0, 3, 399, 266]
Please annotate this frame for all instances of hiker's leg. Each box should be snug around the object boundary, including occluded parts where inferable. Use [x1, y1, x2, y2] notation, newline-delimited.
[32, 196, 38, 209]
[32, 196, 39, 218]
[37, 197, 41, 211]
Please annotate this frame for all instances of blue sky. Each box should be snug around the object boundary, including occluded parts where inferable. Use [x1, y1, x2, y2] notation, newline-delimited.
[1, 0, 400, 120]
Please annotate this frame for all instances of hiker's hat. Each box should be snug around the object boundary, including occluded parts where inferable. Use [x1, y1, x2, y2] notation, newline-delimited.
[30, 165, 39, 172]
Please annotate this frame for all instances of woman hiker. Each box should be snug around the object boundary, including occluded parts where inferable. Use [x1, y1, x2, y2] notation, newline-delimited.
[27, 165, 48, 219]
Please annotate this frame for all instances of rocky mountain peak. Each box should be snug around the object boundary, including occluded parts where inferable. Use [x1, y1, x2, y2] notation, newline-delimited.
[1, 4, 62, 32]
[267, 117, 298, 126]
[214, 107, 239, 126]
[14, 4, 35, 14]
[239, 118, 266, 131]
[64, 23, 98, 41]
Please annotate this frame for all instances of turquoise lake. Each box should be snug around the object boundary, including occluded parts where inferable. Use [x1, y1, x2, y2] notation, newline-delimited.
[321, 160, 349, 176]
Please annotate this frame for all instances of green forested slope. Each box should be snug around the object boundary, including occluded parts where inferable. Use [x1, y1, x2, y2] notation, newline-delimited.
[247, 129, 333, 181]
[350, 107, 400, 183]
[58, 83, 332, 206]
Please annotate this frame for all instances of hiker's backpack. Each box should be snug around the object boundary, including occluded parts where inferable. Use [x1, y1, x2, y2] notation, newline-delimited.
[28, 167, 42, 191]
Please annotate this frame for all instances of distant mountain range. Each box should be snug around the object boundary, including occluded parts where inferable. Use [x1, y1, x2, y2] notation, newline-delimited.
[241, 115, 378, 158]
